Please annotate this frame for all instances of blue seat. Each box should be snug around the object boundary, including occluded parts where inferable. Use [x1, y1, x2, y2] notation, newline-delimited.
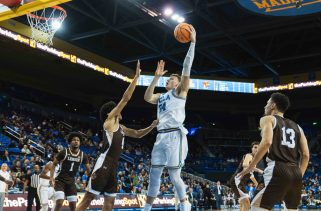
[8, 148, 21, 153]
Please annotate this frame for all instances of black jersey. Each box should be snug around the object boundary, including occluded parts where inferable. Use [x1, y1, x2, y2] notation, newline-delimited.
[101, 125, 125, 160]
[55, 148, 88, 184]
[267, 115, 301, 164]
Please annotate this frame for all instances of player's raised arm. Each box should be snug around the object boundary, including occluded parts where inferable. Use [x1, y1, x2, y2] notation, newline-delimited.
[177, 26, 196, 96]
[40, 162, 52, 180]
[121, 119, 158, 138]
[144, 60, 167, 104]
[107, 60, 141, 119]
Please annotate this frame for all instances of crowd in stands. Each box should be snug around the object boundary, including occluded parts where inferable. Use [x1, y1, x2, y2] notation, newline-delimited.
[301, 154, 321, 208]
[0, 109, 228, 209]
[1, 106, 321, 209]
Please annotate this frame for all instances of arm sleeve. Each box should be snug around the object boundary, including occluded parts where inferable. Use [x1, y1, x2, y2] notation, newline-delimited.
[182, 42, 195, 76]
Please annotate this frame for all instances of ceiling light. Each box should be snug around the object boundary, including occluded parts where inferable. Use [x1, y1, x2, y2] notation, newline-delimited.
[164, 8, 173, 16]
[171, 14, 179, 20]
[177, 16, 185, 23]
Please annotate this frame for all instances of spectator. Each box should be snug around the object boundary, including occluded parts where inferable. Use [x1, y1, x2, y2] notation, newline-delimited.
[196, 188, 205, 208]
[213, 181, 223, 209]
[246, 182, 256, 199]
[223, 190, 235, 208]
[21, 145, 31, 154]
[187, 187, 197, 210]
[12, 161, 24, 176]
[203, 184, 214, 209]
[1, 150, 10, 162]
[0, 163, 12, 211]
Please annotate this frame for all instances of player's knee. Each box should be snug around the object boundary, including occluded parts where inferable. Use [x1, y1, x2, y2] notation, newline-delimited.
[147, 167, 163, 197]
[69, 202, 77, 210]
[41, 204, 48, 211]
[55, 199, 64, 210]
[241, 199, 250, 209]
[55, 199, 64, 205]
[81, 194, 95, 207]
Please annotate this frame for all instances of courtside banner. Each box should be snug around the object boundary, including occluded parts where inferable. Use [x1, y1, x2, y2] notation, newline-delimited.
[3, 193, 176, 211]
[236, 0, 321, 16]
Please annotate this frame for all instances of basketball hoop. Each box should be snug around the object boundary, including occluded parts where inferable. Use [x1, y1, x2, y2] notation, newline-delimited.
[27, 5, 67, 46]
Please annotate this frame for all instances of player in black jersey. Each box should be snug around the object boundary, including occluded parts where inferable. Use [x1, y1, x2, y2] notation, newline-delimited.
[230, 142, 263, 211]
[50, 132, 91, 211]
[238, 92, 309, 210]
[76, 61, 158, 211]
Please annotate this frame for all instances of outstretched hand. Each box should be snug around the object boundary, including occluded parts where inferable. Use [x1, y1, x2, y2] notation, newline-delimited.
[155, 60, 167, 77]
[189, 25, 196, 43]
[135, 60, 141, 78]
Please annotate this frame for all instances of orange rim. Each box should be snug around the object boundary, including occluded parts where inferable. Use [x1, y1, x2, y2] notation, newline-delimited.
[27, 5, 67, 21]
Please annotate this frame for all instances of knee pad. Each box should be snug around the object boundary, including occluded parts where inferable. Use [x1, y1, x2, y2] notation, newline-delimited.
[147, 167, 163, 197]
[168, 169, 185, 200]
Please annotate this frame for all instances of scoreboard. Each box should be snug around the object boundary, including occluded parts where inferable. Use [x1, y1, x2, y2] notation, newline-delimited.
[138, 75, 255, 93]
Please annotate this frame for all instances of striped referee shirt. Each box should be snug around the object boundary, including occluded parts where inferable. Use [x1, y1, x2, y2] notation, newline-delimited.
[27, 173, 40, 188]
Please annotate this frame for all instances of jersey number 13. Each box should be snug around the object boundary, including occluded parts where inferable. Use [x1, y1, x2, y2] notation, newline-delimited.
[281, 127, 296, 149]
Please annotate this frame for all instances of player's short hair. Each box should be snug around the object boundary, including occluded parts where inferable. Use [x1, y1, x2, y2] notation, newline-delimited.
[99, 101, 116, 122]
[251, 141, 260, 148]
[67, 132, 83, 143]
[170, 74, 181, 82]
[270, 92, 290, 113]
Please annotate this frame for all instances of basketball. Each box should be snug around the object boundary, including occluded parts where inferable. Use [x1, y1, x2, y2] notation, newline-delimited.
[174, 23, 193, 43]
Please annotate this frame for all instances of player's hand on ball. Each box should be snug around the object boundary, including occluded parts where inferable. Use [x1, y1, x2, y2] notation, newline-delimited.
[155, 60, 167, 77]
[190, 26, 196, 43]
[151, 119, 159, 127]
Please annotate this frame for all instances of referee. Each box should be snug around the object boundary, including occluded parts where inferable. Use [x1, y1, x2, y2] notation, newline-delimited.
[25, 165, 41, 211]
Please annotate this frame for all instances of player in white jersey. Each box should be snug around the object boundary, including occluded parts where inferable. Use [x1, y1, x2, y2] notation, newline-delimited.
[38, 161, 59, 211]
[143, 26, 196, 211]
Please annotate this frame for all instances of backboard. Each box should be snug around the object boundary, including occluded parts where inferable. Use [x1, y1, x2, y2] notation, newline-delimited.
[0, 0, 71, 21]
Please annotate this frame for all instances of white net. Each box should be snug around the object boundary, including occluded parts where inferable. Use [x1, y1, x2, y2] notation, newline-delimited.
[27, 6, 67, 46]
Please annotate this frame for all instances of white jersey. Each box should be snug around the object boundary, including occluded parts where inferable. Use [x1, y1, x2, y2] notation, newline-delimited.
[39, 162, 59, 186]
[157, 88, 186, 130]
